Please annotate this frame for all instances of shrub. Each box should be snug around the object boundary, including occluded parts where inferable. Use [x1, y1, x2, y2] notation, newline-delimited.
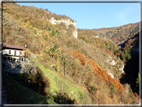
[111, 83, 116, 94]
[90, 85, 96, 93]
[129, 88, 134, 98]
[53, 91, 75, 104]
[127, 53, 131, 60]
[106, 43, 109, 47]
[52, 29, 56, 37]
[13, 58, 16, 61]
[136, 73, 140, 87]
[50, 44, 58, 52]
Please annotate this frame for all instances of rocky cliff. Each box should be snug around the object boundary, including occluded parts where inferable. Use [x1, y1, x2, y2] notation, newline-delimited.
[47, 17, 78, 38]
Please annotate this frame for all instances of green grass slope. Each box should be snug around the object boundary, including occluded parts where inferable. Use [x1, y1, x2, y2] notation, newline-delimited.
[35, 61, 93, 104]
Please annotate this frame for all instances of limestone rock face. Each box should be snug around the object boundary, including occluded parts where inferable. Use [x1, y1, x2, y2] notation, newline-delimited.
[107, 70, 114, 79]
[47, 17, 78, 38]
[105, 55, 124, 79]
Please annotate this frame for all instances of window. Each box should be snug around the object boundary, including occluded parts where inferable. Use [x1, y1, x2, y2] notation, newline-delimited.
[20, 51, 22, 55]
[14, 51, 16, 56]
[9, 50, 11, 54]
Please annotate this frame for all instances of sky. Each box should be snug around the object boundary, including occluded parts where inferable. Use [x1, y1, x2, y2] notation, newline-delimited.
[17, 2, 140, 29]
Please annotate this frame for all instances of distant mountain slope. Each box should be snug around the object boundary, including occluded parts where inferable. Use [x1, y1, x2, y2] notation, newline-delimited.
[115, 30, 139, 62]
[78, 29, 118, 55]
[93, 22, 141, 45]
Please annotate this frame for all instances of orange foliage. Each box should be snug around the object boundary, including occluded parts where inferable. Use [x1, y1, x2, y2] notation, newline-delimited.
[113, 79, 122, 90]
[3, 5, 7, 9]
[98, 40, 100, 43]
[40, 39, 45, 48]
[73, 50, 122, 90]
[44, 32, 52, 41]
[107, 50, 111, 55]
[115, 52, 120, 56]
[134, 92, 139, 99]
[73, 50, 88, 65]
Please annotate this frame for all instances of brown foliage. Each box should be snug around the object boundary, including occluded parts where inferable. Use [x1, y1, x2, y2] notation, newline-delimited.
[73, 50, 123, 90]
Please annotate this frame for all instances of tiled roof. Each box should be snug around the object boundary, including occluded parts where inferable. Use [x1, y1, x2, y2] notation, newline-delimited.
[3, 44, 26, 50]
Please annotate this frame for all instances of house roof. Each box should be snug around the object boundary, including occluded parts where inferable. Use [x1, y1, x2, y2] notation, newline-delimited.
[3, 44, 26, 50]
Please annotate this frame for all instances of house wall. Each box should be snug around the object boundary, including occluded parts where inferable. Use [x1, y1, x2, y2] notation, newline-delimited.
[3, 49, 25, 61]
[3, 49, 25, 56]
[16, 50, 20, 56]
[2, 49, 9, 55]
[22, 51, 24, 56]
[11, 50, 15, 55]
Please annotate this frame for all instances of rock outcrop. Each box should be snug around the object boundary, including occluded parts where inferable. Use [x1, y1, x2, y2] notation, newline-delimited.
[3, 60, 37, 74]
[47, 17, 78, 38]
[105, 55, 124, 79]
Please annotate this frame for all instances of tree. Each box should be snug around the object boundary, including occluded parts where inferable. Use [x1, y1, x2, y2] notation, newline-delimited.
[52, 29, 56, 37]
[117, 49, 122, 54]
[136, 73, 140, 87]
[127, 53, 131, 60]
[111, 83, 116, 94]
[121, 52, 125, 61]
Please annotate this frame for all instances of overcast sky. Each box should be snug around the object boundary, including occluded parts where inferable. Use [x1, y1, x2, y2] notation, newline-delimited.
[17, 2, 140, 29]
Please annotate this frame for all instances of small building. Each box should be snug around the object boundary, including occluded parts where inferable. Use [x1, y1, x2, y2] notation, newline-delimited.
[2, 44, 26, 61]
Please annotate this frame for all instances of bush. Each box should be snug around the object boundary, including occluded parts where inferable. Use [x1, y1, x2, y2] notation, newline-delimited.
[127, 53, 131, 60]
[136, 73, 140, 87]
[53, 92, 75, 104]
[52, 29, 56, 37]
[111, 83, 116, 94]
[13, 58, 16, 61]
[50, 44, 58, 52]
[106, 43, 109, 48]
[90, 85, 96, 93]
[129, 88, 134, 98]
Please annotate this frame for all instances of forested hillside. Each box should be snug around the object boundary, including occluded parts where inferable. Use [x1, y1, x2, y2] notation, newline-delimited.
[78, 25, 140, 101]
[116, 31, 140, 97]
[93, 22, 141, 45]
[3, 2, 76, 52]
[2, 2, 140, 104]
